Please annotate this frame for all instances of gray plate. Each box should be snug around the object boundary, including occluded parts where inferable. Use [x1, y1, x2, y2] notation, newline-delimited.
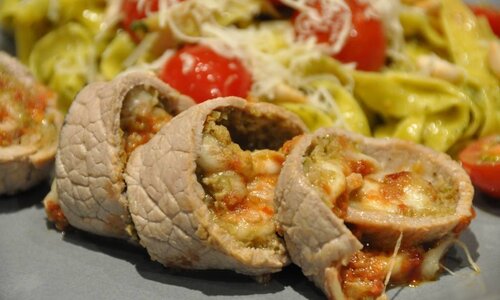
[1, 183, 500, 300]
[1, 9, 500, 299]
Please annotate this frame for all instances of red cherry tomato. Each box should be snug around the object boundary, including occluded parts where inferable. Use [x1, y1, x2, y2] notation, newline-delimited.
[292, 0, 386, 71]
[159, 45, 252, 103]
[121, 0, 159, 41]
[459, 135, 500, 199]
[469, 5, 500, 37]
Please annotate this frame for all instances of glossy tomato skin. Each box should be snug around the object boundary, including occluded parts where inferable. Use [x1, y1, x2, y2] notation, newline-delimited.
[292, 0, 386, 71]
[121, 0, 159, 41]
[333, 0, 386, 71]
[469, 5, 500, 37]
[159, 45, 252, 103]
[459, 135, 500, 199]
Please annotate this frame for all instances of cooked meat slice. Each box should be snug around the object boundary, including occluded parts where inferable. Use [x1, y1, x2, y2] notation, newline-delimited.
[276, 127, 474, 299]
[45, 71, 194, 238]
[327, 129, 473, 249]
[125, 97, 306, 276]
[275, 130, 362, 299]
[0, 51, 63, 195]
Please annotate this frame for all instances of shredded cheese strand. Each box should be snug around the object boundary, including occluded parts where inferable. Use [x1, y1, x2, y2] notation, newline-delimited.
[95, 0, 125, 45]
[383, 232, 403, 291]
[281, 0, 352, 55]
[123, 32, 160, 68]
[440, 263, 456, 276]
[452, 239, 481, 273]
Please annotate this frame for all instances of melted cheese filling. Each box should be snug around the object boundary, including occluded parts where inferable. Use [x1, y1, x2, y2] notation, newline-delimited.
[339, 236, 455, 299]
[304, 135, 467, 297]
[350, 171, 456, 217]
[304, 135, 378, 218]
[0, 71, 57, 148]
[120, 87, 172, 156]
[304, 135, 457, 218]
[197, 110, 285, 249]
[333, 234, 481, 300]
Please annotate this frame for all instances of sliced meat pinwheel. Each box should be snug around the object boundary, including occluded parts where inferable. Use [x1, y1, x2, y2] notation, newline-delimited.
[276, 127, 475, 300]
[125, 97, 307, 276]
[44, 71, 194, 238]
[0, 52, 63, 195]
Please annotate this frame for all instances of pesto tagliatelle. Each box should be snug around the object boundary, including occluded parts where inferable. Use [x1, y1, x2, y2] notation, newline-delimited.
[0, 0, 498, 153]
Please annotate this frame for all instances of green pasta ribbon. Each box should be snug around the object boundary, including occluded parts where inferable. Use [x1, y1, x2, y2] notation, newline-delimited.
[353, 71, 474, 152]
[0, 0, 50, 63]
[308, 80, 371, 136]
[29, 23, 94, 111]
[100, 32, 135, 80]
[137, 0, 265, 40]
[279, 103, 335, 131]
[0, 0, 105, 63]
[441, 0, 499, 137]
[276, 55, 370, 135]
[399, 8, 447, 51]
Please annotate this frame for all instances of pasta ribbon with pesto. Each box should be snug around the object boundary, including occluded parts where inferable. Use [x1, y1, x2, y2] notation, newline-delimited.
[353, 72, 475, 151]
[0, 0, 498, 153]
[441, 0, 499, 136]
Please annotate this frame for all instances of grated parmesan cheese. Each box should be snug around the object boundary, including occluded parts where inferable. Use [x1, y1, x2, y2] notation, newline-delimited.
[282, 0, 352, 55]
[368, 0, 405, 60]
[123, 32, 160, 68]
[123, 0, 405, 128]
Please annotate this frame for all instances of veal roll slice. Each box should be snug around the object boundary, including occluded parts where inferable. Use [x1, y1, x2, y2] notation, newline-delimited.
[44, 71, 194, 238]
[325, 129, 474, 249]
[0, 52, 63, 195]
[276, 127, 474, 299]
[125, 97, 307, 276]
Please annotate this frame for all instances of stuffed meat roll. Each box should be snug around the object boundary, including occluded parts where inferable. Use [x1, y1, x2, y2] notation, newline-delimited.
[125, 97, 307, 276]
[276, 127, 475, 299]
[0, 52, 63, 195]
[44, 71, 194, 237]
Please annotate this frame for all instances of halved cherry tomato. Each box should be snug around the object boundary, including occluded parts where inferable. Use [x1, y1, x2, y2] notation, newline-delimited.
[159, 44, 252, 103]
[469, 5, 500, 37]
[459, 135, 500, 198]
[121, 0, 159, 41]
[292, 0, 386, 71]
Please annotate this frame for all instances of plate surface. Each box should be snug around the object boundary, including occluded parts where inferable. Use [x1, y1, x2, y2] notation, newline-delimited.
[1, 9, 500, 299]
[1, 183, 500, 300]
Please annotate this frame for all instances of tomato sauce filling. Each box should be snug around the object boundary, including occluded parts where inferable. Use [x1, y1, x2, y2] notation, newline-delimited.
[304, 135, 457, 218]
[45, 200, 70, 231]
[120, 87, 173, 156]
[0, 71, 54, 147]
[196, 108, 299, 249]
[351, 169, 457, 217]
[304, 135, 377, 218]
[304, 134, 464, 297]
[340, 246, 426, 299]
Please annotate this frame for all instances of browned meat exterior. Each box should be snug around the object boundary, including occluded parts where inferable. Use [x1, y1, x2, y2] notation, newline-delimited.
[0, 51, 63, 195]
[125, 97, 307, 276]
[275, 130, 363, 299]
[46, 71, 194, 238]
